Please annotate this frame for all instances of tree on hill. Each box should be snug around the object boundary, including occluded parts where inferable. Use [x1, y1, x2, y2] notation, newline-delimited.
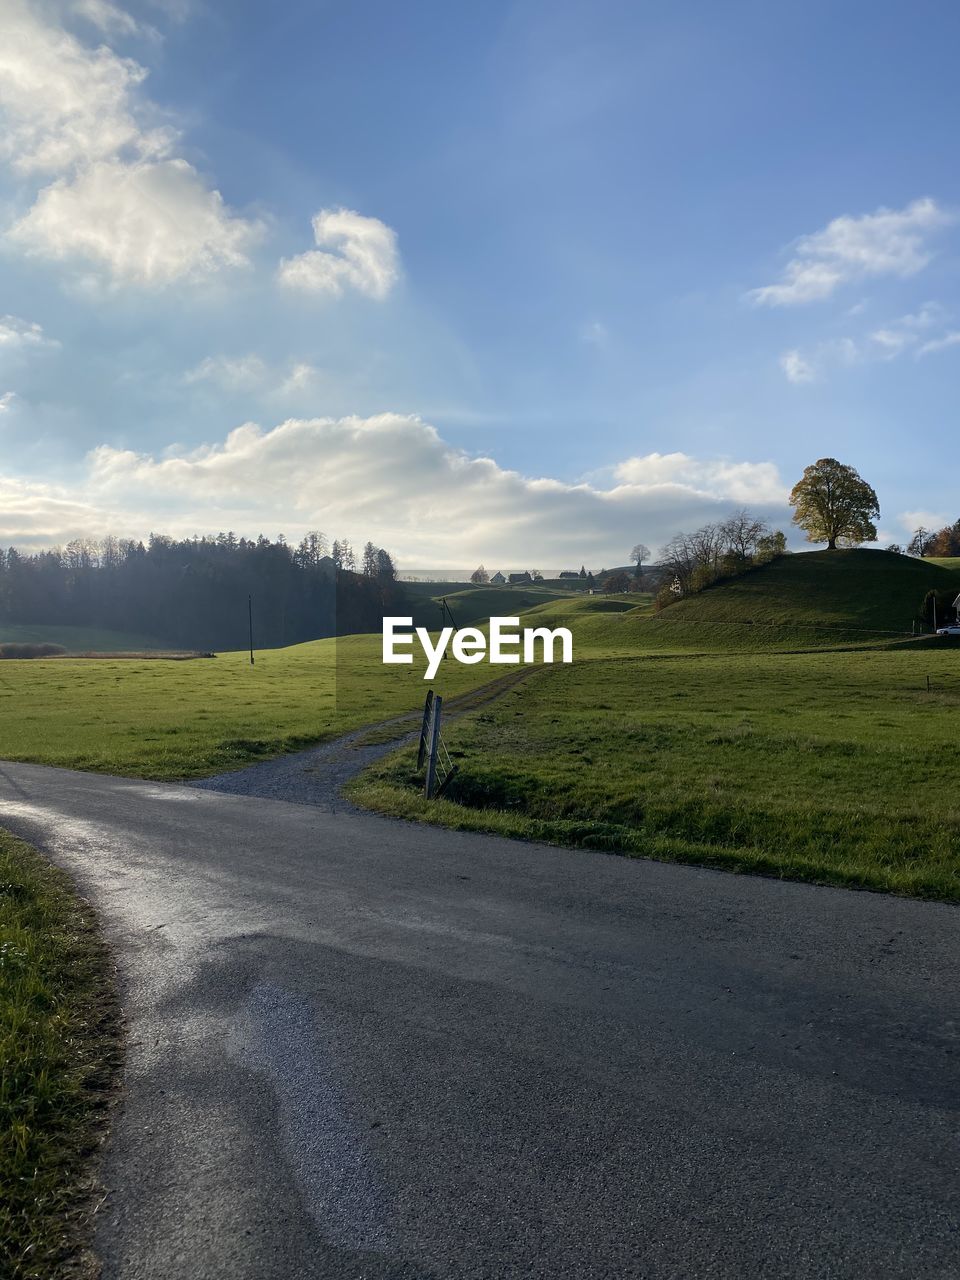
[789, 458, 879, 550]
[630, 543, 650, 579]
[470, 565, 489, 584]
[602, 570, 631, 593]
[579, 565, 587, 578]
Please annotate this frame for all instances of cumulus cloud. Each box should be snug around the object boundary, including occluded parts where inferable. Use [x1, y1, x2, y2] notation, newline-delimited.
[0, 416, 792, 561]
[779, 349, 815, 383]
[278, 209, 400, 299]
[10, 158, 259, 286]
[0, 392, 15, 412]
[749, 199, 953, 306]
[0, 0, 260, 286]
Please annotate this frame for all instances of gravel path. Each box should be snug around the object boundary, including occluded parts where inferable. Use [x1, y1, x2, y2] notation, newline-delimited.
[190, 665, 542, 811]
[190, 720, 419, 810]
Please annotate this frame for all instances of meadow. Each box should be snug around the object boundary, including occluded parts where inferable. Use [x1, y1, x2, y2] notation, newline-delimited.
[350, 645, 960, 900]
[0, 632, 499, 780]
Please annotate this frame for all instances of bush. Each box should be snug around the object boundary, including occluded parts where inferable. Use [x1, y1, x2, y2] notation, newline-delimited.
[0, 643, 68, 659]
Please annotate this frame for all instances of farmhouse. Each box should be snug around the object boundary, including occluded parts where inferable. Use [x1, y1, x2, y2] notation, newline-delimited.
[509, 572, 532, 584]
[559, 570, 580, 579]
[490, 571, 506, 584]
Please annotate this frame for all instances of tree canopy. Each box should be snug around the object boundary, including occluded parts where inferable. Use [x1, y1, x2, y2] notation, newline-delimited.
[789, 458, 879, 550]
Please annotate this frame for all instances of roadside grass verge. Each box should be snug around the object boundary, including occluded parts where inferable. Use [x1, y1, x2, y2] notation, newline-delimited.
[349, 648, 960, 901]
[0, 830, 120, 1279]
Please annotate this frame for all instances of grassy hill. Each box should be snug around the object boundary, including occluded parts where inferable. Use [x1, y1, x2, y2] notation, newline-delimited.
[405, 583, 580, 629]
[648, 549, 960, 644]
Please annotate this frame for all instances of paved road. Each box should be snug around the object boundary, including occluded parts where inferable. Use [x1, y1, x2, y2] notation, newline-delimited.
[0, 759, 958, 1279]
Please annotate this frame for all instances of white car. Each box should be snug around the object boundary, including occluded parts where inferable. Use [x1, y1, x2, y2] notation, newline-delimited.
[935, 623, 960, 636]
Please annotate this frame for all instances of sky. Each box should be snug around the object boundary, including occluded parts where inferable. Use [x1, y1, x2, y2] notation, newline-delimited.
[1, 0, 958, 569]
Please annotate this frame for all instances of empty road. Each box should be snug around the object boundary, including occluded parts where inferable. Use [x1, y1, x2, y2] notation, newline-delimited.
[0, 759, 957, 1278]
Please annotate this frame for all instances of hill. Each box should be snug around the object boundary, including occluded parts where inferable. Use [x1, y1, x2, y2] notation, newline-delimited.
[649, 550, 959, 643]
[405, 583, 580, 630]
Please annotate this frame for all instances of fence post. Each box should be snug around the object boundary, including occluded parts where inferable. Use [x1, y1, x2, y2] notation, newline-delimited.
[417, 690, 434, 771]
[424, 694, 443, 799]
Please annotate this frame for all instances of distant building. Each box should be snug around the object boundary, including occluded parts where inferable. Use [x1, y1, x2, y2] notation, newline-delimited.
[559, 570, 580, 580]
[490, 570, 506, 584]
[508, 572, 532, 584]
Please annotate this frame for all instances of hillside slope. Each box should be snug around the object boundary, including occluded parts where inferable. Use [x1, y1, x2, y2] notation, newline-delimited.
[656, 550, 958, 636]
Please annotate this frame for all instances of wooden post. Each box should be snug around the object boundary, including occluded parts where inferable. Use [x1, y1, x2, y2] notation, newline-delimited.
[248, 594, 255, 666]
[424, 694, 443, 799]
[417, 690, 434, 770]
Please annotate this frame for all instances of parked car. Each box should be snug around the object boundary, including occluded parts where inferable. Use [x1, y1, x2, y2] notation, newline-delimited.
[935, 624, 960, 636]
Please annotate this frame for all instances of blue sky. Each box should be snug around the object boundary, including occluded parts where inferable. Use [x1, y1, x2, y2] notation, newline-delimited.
[0, 0, 958, 566]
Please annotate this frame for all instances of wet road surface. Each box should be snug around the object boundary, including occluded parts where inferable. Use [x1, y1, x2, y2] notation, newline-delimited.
[0, 759, 957, 1278]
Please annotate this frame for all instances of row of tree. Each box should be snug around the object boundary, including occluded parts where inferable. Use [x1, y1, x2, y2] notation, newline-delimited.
[0, 531, 403, 650]
[655, 509, 787, 606]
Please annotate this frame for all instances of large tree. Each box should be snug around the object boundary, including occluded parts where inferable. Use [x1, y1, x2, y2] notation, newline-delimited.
[789, 458, 879, 550]
[630, 542, 650, 578]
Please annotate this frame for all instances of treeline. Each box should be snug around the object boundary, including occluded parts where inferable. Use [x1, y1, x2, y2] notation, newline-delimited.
[655, 509, 787, 609]
[0, 532, 404, 650]
[907, 517, 960, 558]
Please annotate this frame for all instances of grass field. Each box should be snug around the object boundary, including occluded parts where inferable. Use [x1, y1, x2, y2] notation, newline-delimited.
[0, 829, 119, 1279]
[350, 645, 960, 900]
[0, 631, 507, 779]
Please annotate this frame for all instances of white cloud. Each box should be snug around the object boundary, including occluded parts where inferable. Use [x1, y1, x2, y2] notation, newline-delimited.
[779, 349, 815, 383]
[10, 157, 261, 286]
[278, 208, 400, 300]
[917, 331, 960, 358]
[0, 417, 793, 560]
[0, 1, 260, 286]
[0, 315, 57, 350]
[749, 199, 953, 306]
[611, 451, 788, 504]
[0, 392, 15, 412]
[277, 362, 320, 395]
[72, 0, 151, 38]
[183, 353, 268, 390]
[899, 510, 950, 534]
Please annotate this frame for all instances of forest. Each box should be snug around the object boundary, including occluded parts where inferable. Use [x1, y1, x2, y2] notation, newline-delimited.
[0, 531, 405, 650]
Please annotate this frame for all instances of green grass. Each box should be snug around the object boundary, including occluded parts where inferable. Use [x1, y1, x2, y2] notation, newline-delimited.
[0, 631, 509, 779]
[350, 645, 960, 901]
[0, 830, 120, 1279]
[0, 624, 170, 653]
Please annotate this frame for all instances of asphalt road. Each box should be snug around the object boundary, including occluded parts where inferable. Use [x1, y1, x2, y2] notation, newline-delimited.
[0, 759, 958, 1279]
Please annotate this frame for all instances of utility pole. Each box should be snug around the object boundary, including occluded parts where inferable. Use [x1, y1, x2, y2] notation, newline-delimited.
[248, 594, 255, 665]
